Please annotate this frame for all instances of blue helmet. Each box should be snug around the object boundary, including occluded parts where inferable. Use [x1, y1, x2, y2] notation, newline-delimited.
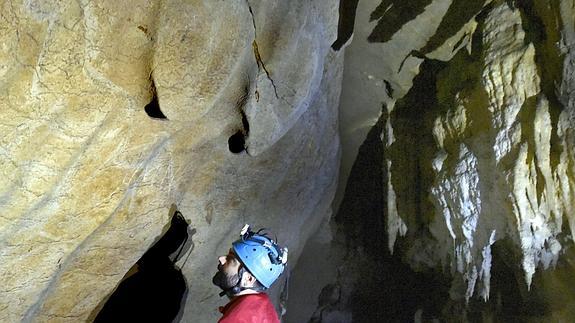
[232, 224, 288, 289]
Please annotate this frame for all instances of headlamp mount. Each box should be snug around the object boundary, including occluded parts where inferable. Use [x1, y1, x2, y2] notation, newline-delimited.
[239, 224, 288, 266]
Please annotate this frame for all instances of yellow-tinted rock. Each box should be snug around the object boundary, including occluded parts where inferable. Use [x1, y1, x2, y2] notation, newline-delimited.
[0, 1, 342, 322]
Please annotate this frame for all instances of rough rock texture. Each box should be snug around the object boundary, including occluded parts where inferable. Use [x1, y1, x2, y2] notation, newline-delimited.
[0, 1, 342, 322]
[389, 0, 575, 302]
[290, 0, 575, 321]
[3, 0, 575, 321]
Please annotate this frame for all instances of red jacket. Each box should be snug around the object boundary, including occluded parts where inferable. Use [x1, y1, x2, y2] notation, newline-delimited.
[218, 293, 280, 323]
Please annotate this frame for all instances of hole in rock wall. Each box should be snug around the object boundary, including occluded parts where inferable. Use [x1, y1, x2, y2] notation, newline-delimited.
[228, 130, 246, 154]
[227, 86, 251, 154]
[93, 211, 193, 323]
[145, 80, 167, 119]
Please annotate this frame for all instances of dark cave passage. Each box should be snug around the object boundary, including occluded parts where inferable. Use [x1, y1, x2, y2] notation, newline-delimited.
[93, 211, 191, 323]
[333, 110, 450, 323]
[145, 80, 167, 119]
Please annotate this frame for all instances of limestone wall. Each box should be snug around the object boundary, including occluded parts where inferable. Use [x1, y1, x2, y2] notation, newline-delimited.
[0, 1, 343, 321]
[289, 0, 575, 321]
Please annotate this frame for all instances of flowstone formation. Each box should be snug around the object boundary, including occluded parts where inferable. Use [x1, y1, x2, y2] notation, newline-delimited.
[386, 0, 575, 303]
[290, 0, 575, 321]
[0, 0, 343, 322]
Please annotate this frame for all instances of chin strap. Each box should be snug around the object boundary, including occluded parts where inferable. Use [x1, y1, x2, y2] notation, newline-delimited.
[219, 267, 246, 297]
[218, 267, 266, 297]
[219, 286, 263, 298]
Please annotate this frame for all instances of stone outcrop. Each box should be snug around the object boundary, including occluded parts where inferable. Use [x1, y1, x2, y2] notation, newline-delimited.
[0, 0, 342, 322]
[290, 0, 575, 321]
[3, 0, 575, 321]
[386, 0, 575, 303]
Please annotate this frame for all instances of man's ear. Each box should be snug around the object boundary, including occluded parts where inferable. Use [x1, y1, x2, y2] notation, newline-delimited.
[241, 271, 257, 287]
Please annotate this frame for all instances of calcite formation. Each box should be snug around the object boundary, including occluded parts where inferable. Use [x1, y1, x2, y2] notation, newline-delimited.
[291, 0, 575, 321]
[386, 0, 575, 303]
[3, 0, 575, 321]
[0, 0, 342, 322]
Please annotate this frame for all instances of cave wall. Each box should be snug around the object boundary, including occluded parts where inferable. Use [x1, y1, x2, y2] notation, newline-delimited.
[290, 0, 575, 321]
[2, 0, 575, 321]
[0, 1, 343, 322]
[384, 0, 575, 302]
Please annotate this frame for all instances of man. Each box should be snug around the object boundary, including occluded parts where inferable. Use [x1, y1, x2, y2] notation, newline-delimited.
[213, 224, 288, 323]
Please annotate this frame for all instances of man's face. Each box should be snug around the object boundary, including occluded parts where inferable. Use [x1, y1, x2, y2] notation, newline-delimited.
[212, 249, 242, 291]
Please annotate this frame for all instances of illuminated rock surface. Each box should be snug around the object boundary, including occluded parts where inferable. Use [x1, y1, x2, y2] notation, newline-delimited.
[2, 0, 575, 322]
[0, 0, 341, 322]
[289, 0, 575, 321]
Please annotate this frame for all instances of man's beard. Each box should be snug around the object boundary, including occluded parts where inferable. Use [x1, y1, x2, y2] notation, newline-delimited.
[212, 267, 240, 291]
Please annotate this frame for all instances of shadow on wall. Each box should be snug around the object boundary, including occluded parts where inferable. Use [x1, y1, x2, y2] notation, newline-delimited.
[333, 0, 490, 59]
[306, 98, 574, 321]
[324, 111, 449, 323]
[91, 209, 196, 323]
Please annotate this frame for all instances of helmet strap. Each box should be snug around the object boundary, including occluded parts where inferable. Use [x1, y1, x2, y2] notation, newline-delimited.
[218, 266, 266, 297]
[218, 266, 244, 297]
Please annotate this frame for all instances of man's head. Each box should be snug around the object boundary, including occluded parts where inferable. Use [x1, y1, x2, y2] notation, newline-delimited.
[212, 249, 263, 293]
[212, 225, 288, 297]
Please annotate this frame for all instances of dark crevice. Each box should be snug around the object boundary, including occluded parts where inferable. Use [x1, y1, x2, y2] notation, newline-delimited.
[93, 211, 193, 323]
[229, 131, 247, 154]
[368, 0, 433, 44]
[241, 110, 250, 135]
[236, 85, 250, 115]
[145, 80, 167, 119]
[332, 0, 360, 50]
[246, 0, 279, 99]
[515, 0, 565, 172]
[472, 1, 493, 56]
[383, 80, 394, 98]
[228, 86, 250, 154]
[238, 86, 251, 135]
[505, 0, 516, 10]
[388, 58, 447, 230]
[398, 49, 425, 73]
[137, 25, 154, 41]
[452, 32, 469, 53]
[517, 95, 547, 206]
[333, 110, 450, 322]
[335, 113, 385, 251]
[419, 0, 487, 55]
